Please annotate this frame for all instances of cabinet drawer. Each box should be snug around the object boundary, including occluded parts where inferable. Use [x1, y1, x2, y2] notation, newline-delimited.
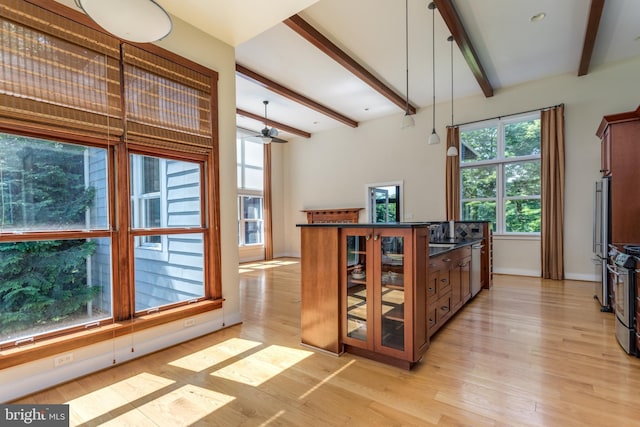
[436, 293, 452, 321]
[427, 305, 437, 330]
[438, 274, 451, 295]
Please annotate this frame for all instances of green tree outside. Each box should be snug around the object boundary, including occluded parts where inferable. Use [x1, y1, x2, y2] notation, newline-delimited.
[0, 135, 99, 338]
[460, 119, 541, 233]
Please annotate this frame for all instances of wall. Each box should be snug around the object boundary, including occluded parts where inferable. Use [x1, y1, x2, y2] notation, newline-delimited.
[277, 55, 640, 281]
[1, 11, 240, 402]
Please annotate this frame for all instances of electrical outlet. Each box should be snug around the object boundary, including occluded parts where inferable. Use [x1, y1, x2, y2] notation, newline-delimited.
[54, 353, 74, 367]
[184, 318, 196, 328]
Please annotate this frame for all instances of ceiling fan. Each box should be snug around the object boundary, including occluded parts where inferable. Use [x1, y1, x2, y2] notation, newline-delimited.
[254, 100, 287, 143]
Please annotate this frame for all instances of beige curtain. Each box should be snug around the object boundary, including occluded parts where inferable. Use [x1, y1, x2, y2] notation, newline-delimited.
[263, 143, 273, 260]
[445, 127, 461, 220]
[540, 105, 565, 280]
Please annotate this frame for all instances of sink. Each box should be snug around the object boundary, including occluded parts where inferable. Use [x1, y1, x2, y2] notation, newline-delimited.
[429, 243, 456, 248]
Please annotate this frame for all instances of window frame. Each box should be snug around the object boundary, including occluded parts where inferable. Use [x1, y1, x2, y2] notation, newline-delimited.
[459, 112, 541, 235]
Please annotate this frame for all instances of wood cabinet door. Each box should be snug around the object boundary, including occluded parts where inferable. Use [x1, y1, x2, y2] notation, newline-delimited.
[373, 228, 414, 360]
[341, 228, 374, 350]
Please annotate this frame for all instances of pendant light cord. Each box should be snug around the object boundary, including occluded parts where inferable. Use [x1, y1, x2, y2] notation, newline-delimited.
[432, 3, 436, 129]
[405, 0, 410, 114]
[449, 35, 453, 127]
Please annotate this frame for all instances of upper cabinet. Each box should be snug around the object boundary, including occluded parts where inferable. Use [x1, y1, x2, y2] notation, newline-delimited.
[596, 106, 640, 244]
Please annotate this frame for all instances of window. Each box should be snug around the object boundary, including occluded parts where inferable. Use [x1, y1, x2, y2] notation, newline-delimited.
[0, 0, 221, 361]
[0, 134, 113, 344]
[460, 114, 541, 234]
[237, 131, 264, 246]
[130, 153, 206, 312]
[367, 182, 403, 223]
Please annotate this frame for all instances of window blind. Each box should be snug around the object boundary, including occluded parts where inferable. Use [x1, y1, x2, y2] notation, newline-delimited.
[122, 44, 214, 151]
[0, 0, 122, 139]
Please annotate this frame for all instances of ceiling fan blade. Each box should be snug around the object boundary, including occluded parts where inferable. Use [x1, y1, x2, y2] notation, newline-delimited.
[270, 136, 288, 143]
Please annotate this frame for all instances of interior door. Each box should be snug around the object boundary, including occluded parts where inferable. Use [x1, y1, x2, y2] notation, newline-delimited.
[371, 188, 390, 223]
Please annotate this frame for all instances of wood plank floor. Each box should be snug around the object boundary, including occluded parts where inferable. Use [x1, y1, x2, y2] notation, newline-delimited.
[15, 259, 640, 426]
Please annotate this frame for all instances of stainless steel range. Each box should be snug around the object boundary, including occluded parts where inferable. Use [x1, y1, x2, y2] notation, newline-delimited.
[608, 247, 638, 354]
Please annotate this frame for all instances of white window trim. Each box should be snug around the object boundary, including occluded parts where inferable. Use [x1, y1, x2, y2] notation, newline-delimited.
[131, 155, 169, 262]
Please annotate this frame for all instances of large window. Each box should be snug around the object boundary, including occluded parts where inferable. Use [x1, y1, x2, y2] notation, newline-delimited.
[460, 114, 541, 234]
[0, 134, 112, 344]
[0, 0, 220, 361]
[130, 153, 206, 311]
[236, 132, 264, 246]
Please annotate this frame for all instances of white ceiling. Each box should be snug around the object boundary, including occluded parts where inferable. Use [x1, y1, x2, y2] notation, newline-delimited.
[69, 0, 640, 141]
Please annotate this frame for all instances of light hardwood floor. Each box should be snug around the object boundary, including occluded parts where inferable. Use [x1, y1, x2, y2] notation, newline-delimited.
[16, 259, 640, 426]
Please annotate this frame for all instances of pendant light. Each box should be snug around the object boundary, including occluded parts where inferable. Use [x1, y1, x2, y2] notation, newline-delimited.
[401, 0, 415, 129]
[75, 0, 172, 43]
[446, 35, 459, 157]
[427, 2, 440, 144]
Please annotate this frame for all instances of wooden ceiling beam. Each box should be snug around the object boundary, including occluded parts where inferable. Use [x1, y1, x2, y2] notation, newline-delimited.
[578, 0, 605, 76]
[433, 0, 494, 98]
[236, 64, 358, 128]
[284, 14, 417, 115]
[236, 108, 312, 139]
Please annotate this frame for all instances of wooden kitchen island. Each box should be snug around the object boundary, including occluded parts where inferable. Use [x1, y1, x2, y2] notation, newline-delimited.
[298, 222, 491, 369]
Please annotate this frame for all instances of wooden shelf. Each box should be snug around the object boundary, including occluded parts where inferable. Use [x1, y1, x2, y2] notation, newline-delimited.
[383, 306, 405, 322]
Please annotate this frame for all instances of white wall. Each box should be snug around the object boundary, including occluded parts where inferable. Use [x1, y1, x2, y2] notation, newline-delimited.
[1, 14, 241, 402]
[277, 56, 640, 281]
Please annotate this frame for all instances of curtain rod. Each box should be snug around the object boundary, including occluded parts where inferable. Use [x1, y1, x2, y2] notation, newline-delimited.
[448, 103, 564, 128]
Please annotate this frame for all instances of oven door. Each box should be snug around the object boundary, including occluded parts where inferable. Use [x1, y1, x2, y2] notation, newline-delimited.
[610, 264, 633, 353]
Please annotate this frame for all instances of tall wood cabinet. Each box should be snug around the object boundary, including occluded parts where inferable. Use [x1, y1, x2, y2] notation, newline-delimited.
[596, 106, 640, 246]
[300, 223, 429, 369]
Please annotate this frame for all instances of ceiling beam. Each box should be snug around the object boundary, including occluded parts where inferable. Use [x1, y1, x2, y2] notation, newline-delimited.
[236, 64, 358, 128]
[433, 0, 494, 98]
[283, 14, 417, 115]
[236, 108, 312, 139]
[578, 0, 605, 76]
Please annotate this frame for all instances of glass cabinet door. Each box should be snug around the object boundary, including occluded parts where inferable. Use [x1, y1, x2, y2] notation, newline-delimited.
[343, 230, 372, 346]
[378, 233, 406, 352]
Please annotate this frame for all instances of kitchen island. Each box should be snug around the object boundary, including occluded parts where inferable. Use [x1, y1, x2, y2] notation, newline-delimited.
[298, 221, 492, 369]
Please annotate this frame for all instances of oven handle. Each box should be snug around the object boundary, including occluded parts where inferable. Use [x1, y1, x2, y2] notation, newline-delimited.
[606, 264, 620, 276]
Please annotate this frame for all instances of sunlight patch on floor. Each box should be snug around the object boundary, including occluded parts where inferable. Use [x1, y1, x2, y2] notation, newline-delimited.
[111, 384, 235, 426]
[169, 338, 263, 372]
[211, 345, 312, 387]
[66, 372, 175, 421]
[239, 259, 299, 273]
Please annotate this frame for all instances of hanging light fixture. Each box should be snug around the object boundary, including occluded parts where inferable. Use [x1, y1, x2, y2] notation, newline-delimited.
[261, 100, 273, 144]
[427, 2, 440, 144]
[447, 35, 459, 157]
[401, 0, 415, 129]
[75, 0, 172, 43]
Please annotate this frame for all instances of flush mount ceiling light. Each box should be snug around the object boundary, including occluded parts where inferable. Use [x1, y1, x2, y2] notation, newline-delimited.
[401, 0, 415, 129]
[75, 0, 172, 43]
[446, 35, 458, 157]
[530, 12, 546, 22]
[427, 2, 440, 144]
